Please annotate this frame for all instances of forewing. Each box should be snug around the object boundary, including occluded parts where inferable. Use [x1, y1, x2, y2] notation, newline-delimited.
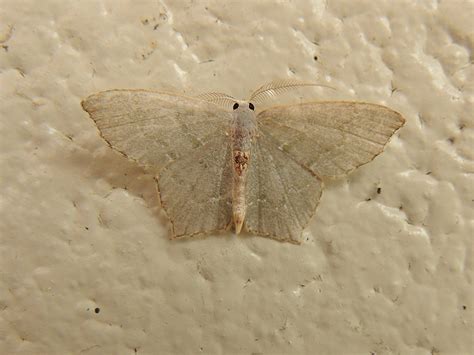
[245, 132, 323, 243]
[82, 90, 232, 171]
[157, 131, 233, 238]
[257, 102, 404, 178]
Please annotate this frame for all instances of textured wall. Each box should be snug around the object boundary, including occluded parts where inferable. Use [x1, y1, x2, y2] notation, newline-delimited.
[0, 0, 472, 354]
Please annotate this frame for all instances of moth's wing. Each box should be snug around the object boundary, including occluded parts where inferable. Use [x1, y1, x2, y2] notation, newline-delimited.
[245, 132, 323, 243]
[157, 131, 233, 238]
[82, 90, 232, 172]
[257, 102, 405, 178]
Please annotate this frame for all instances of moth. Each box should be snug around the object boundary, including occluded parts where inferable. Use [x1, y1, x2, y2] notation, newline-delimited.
[82, 80, 405, 244]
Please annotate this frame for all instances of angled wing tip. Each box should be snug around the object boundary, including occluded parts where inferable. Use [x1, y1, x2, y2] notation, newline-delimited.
[81, 93, 101, 113]
[80, 98, 89, 112]
[398, 111, 406, 126]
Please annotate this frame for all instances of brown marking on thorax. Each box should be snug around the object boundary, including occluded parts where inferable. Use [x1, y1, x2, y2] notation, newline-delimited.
[234, 150, 249, 176]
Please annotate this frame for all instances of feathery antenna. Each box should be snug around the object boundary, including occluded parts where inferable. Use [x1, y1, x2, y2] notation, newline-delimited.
[249, 79, 334, 103]
[195, 92, 237, 110]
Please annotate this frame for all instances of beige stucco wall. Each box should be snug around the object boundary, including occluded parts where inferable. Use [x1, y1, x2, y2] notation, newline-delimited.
[0, 0, 472, 354]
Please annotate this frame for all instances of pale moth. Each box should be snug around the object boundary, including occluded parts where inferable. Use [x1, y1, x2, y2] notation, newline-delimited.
[82, 80, 405, 244]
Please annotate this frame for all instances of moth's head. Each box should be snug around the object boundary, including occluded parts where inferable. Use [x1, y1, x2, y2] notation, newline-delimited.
[232, 100, 255, 115]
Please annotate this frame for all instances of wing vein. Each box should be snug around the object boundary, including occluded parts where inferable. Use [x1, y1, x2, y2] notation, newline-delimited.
[265, 120, 383, 147]
[261, 137, 305, 229]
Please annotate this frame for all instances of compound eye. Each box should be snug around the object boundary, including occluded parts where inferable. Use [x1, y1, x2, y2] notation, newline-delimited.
[233, 103, 239, 110]
[248, 102, 255, 110]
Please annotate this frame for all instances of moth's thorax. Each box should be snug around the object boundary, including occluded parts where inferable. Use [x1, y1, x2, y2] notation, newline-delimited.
[230, 103, 257, 152]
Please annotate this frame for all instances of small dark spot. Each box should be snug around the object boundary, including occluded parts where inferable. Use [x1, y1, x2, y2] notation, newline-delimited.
[313, 55, 318, 61]
[233, 102, 239, 110]
[141, 19, 149, 25]
[366, 198, 372, 201]
[462, 305, 467, 310]
[2, 45, 8, 52]
[377, 187, 381, 194]
[94, 307, 100, 314]
[249, 102, 255, 110]
[447, 137, 455, 144]
[199, 59, 214, 64]
[85, 226, 89, 230]
[153, 24, 159, 30]
[459, 123, 465, 131]
[426, 171, 432, 175]
[399, 205, 403, 211]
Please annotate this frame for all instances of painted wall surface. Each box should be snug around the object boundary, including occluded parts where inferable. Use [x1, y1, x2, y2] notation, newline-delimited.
[0, 0, 472, 354]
